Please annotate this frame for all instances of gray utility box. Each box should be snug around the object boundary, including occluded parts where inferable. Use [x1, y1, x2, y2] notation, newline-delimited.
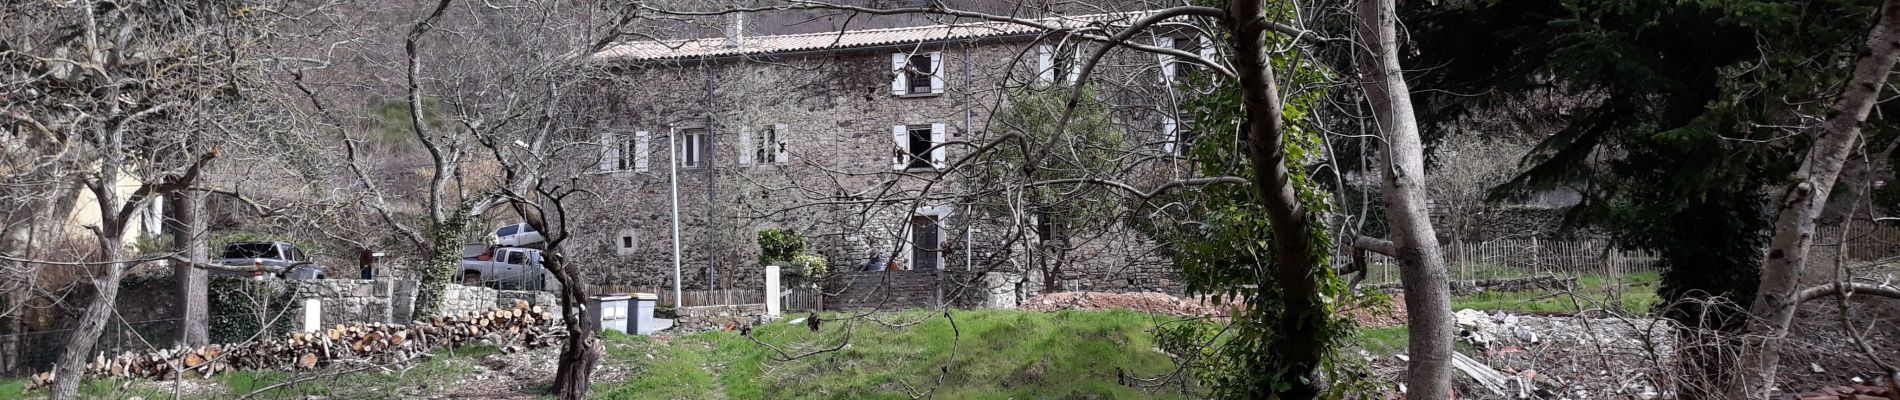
[632, 292, 659, 335]
[587, 294, 632, 334]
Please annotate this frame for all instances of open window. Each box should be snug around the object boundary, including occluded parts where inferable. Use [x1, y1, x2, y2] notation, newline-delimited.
[890, 51, 944, 96]
[1037, 44, 1082, 84]
[891, 124, 946, 170]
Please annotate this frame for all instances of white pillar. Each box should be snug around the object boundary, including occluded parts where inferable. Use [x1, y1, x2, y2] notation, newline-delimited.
[764, 265, 781, 317]
[302, 299, 321, 333]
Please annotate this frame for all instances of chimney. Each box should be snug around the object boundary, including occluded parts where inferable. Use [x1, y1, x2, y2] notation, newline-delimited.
[724, 13, 745, 48]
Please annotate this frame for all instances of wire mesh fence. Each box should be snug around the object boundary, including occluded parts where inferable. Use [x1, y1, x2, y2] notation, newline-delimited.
[1355, 225, 1900, 312]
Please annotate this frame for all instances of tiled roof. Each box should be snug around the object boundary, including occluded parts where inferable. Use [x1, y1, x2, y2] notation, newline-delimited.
[593, 12, 1149, 61]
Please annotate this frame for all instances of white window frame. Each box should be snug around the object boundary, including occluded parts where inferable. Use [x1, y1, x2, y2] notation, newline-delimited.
[599, 131, 619, 172]
[1037, 44, 1083, 84]
[891, 51, 945, 96]
[680, 130, 707, 169]
[891, 123, 947, 171]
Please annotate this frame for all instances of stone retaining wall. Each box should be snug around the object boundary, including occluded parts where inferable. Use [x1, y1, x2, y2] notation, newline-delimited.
[673, 304, 768, 332]
[824, 269, 988, 311]
[289, 279, 399, 328]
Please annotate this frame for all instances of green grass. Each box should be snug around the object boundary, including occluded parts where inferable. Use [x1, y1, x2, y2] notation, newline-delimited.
[1356, 326, 1411, 356]
[595, 309, 1193, 400]
[0, 377, 174, 399]
[1449, 272, 1661, 315]
[219, 344, 505, 399]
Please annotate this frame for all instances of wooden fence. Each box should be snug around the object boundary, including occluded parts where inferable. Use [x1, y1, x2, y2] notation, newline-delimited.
[1357, 224, 1900, 287]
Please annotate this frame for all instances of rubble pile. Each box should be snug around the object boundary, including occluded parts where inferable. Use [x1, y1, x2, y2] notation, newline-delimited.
[1428, 309, 1678, 399]
[26, 301, 559, 388]
[1021, 292, 1236, 318]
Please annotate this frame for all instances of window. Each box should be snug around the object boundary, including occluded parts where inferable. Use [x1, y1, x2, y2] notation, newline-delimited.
[600, 131, 647, 172]
[634, 131, 651, 171]
[1172, 37, 1203, 78]
[615, 229, 639, 255]
[498, 225, 519, 237]
[504, 251, 528, 265]
[743, 124, 788, 166]
[222, 243, 276, 259]
[1038, 44, 1081, 84]
[1157, 35, 1212, 83]
[911, 216, 940, 270]
[891, 124, 944, 170]
[890, 51, 944, 96]
[616, 136, 635, 170]
[906, 126, 931, 169]
[680, 129, 707, 168]
[907, 54, 932, 93]
[1035, 212, 1056, 242]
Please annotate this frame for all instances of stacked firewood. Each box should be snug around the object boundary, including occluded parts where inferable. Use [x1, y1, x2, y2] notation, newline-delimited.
[27, 301, 558, 388]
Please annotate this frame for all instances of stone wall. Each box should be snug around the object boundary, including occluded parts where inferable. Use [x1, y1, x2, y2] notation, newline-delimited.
[289, 279, 401, 329]
[564, 31, 1188, 297]
[438, 284, 501, 317]
[824, 269, 989, 310]
[673, 304, 768, 332]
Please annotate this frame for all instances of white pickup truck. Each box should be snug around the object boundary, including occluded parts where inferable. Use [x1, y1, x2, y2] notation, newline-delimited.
[459, 245, 550, 290]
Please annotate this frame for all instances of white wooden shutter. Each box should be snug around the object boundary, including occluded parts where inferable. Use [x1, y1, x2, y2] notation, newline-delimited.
[772, 123, 789, 164]
[634, 131, 650, 171]
[738, 126, 754, 166]
[1162, 117, 1178, 154]
[928, 52, 944, 94]
[892, 125, 909, 170]
[1036, 45, 1054, 83]
[929, 123, 947, 169]
[1156, 36, 1175, 83]
[1198, 35, 1215, 60]
[891, 52, 908, 96]
[1066, 46, 1082, 84]
[598, 131, 616, 172]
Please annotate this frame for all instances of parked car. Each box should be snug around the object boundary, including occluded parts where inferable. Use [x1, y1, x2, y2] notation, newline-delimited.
[211, 241, 326, 280]
[492, 222, 543, 247]
[459, 246, 549, 290]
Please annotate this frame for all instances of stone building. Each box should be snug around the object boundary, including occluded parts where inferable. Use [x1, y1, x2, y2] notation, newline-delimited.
[564, 10, 1208, 305]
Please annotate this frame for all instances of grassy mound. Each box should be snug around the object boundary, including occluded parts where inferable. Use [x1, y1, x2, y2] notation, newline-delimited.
[595, 309, 1194, 399]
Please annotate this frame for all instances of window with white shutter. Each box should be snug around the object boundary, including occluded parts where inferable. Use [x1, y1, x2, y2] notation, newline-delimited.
[928, 52, 944, 94]
[893, 51, 941, 96]
[1037, 44, 1080, 85]
[891, 53, 909, 96]
[680, 129, 707, 168]
[599, 131, 618, 172]
[1156, 36, 1175, 83]
[929, 123, 946, 169]
[770, 124, 788, 164]
[750, 124, 787, 165]
[1162, 117, 1179, 154]
[891, 125, 909, 170]
[738, 127, 754, 166]
[634, 131, 650, 171]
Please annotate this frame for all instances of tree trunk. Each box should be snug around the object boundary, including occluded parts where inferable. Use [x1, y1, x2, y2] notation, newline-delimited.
[1739, 0, 1900, 397]
[169, 191, 210, 347]
[1227, 0, 1330, 396]
[51, 245, 127, 400]
[413, 217, 468, 320]
[546, 252, 601, 399]
[1354, 0, 1456, 398]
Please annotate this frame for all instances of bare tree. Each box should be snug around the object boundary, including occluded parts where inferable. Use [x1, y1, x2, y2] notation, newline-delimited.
[1739, 0, 1900, 396]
